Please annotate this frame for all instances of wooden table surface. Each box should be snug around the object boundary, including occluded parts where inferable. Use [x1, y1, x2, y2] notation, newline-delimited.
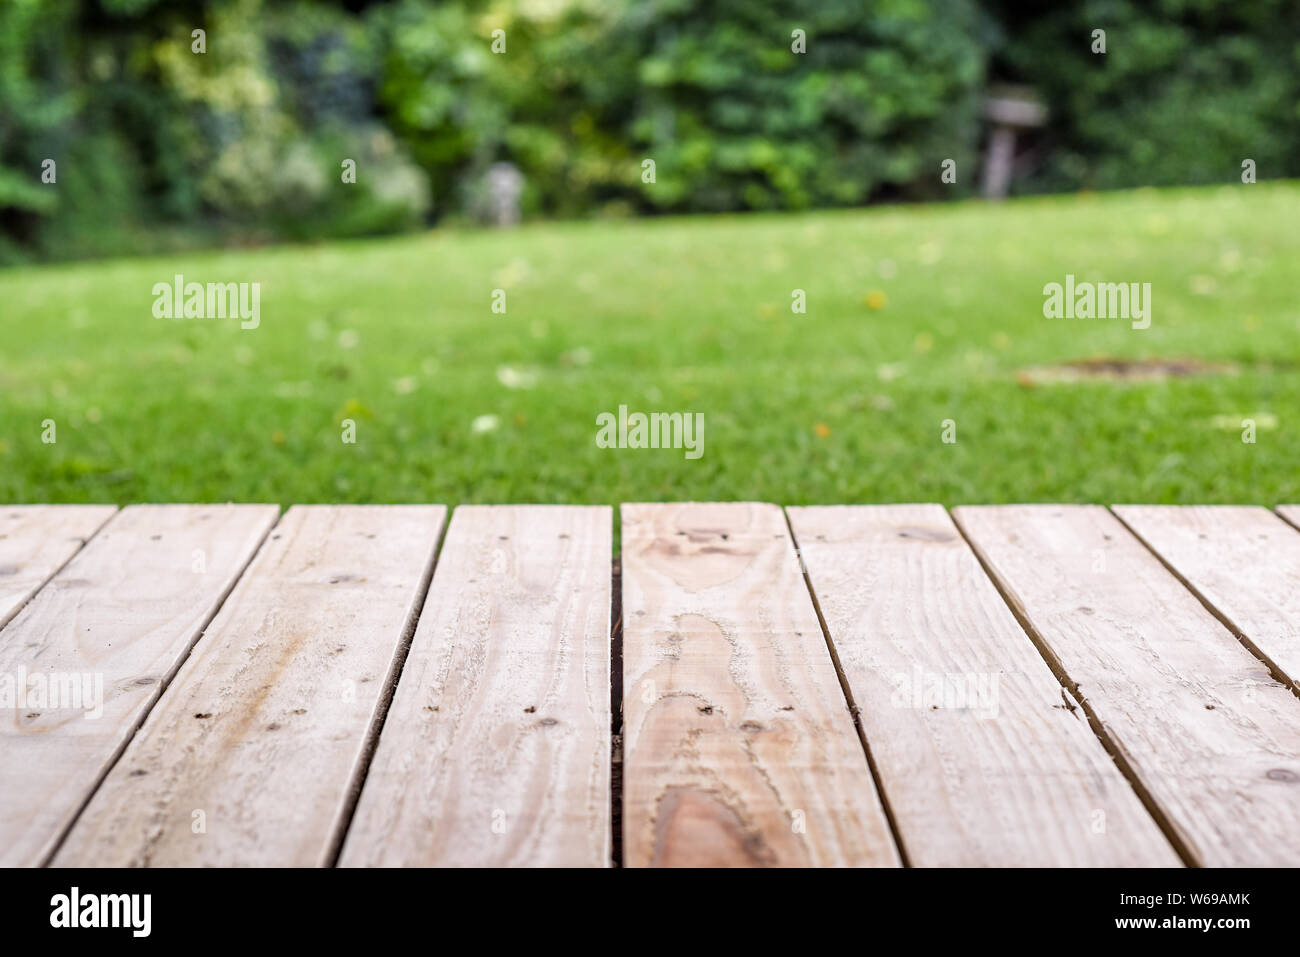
[2, 502, 1298, 867]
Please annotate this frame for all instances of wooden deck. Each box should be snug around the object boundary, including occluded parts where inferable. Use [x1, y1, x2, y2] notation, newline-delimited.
[2, 502, 1299, 868]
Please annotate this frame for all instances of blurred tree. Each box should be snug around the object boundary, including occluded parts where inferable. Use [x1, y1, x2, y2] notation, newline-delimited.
[990, 0, 1300, 191]
[0, 0, 429, 261]
[2, 0, 1296, 261]
[581, 0, 988, 212]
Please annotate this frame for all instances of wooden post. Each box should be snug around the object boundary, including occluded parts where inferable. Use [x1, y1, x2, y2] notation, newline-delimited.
[981, 90, 1047, 200]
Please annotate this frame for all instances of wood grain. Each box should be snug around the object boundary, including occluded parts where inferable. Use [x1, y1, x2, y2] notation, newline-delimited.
[0, 504, 277, 866]
[53, 505, 444, 867]
[0, 505, 116, 630]
[620, 502, 900, 867]
[954, 505, 1300, 867]
[1114, 505, 1300, 692]
[340, 505, 611, 867]
[788, 504, 1177, 866]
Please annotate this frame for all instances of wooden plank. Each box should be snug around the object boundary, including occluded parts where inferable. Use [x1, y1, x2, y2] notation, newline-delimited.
[787, 504, 1178, 866]
[53, 505, 445, 867]
[954, 505, 1300, 867]
[1114, 505, 1300, 692]
[0, 505, 117, 629]
[1278, 506, 1300, 530]
[0, 504, 277, 867]
[620, 502, 900, 867]
[340, 505, 611, 867]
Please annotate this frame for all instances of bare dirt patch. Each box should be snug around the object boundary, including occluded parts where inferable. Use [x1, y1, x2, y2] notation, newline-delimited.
[1017, 357, 1238, 386]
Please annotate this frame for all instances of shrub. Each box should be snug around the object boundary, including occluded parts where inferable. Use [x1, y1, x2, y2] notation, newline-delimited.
[992, 0, 1300, 191]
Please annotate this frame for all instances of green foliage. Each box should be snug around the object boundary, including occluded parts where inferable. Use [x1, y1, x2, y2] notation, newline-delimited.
[0, 0, 78, 250]
[0, 0, 429, 261]
[582, 0, 987, 212]
[365, 0, 988, 217]
[365, 0, 505, 216]
[2, 0, 1298, 259]
[995, 0, 1300, 191]
[156, 0, 429, 236]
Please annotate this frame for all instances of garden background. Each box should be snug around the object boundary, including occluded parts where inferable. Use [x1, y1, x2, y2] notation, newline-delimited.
[1, 0, 1297, 506]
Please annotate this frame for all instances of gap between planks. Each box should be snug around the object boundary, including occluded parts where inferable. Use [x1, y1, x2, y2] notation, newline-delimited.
[948, 508, 1199, 865]
[9, 502, 1299, 867]
[619, 502, 901, 867]
[53, 505, 446, 867]
[0, 506, 118, 633]
[338, 505, 612, 868]
[322, 510, 451, 867]
[789, 504, 1178, 866]
[609, 552, 624, 868]
[1, 505, 281, 867]
[954, 505, 1300, 867]
[1112, 505, 1300, 700]
[782, 508, 914, 867]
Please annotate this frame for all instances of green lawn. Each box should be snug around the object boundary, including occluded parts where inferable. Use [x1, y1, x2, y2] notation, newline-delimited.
[1, 182, 1297, 508]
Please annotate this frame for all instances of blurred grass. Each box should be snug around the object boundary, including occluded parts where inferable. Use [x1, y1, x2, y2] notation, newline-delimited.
[0, 182, 1297, 508]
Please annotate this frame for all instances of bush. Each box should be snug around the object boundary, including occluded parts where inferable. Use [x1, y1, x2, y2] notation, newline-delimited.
[580, 0, 988, 212]
[151, 0, 429, 233]
[993, 0, 1300, 191]
[0, 0, 431, 262]
[366, 0, 988, 218]
[3, 0, 1298, 261]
